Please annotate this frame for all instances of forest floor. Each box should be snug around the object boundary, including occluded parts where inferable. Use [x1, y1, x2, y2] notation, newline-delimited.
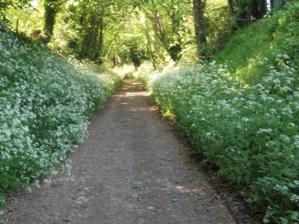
[1, 80, 239, 224]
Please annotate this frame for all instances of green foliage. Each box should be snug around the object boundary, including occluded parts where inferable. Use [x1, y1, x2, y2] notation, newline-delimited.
[0, 0, 29, 15]
[135, 0, 192, 61]
[228, 0, 267, 28]
[44, 0, 61, 41]
[5, 1, 44, 36]
[49, 0, 130, 62]
[204, 0, 232, 57]
[145, 2, 299, 222]
[216, 0, 299, 83]
[3, 0, 233, 66]
[0, 28, 121, 207]
[149, 57, 299, 224]
[0, 0, 298, 222]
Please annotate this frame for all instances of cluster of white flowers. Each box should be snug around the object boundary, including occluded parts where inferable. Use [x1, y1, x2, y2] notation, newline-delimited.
[145, 53, 298, 221]
[0, 28, 121, 207]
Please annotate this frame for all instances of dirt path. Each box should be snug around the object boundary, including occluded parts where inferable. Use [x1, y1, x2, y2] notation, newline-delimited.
[0, 80, 235, 224]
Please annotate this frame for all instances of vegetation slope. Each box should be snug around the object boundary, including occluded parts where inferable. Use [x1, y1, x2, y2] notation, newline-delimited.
[143, 2, 299, 223]
[0, 24, 122, 210]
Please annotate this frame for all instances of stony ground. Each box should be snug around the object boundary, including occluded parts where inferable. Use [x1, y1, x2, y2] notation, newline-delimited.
[0, 80, 236, 224]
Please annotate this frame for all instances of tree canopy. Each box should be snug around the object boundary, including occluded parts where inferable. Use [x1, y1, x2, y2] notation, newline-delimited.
[1, 0, 275, 66]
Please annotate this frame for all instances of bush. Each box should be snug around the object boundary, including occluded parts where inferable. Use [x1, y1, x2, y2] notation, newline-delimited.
[0, 28, 121, 209]
[149, 56, 298, 223]
[216, 0, 299, 83]
[146, 2, 299, 222]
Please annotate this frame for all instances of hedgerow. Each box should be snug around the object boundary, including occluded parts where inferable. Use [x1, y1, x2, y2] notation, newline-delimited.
[149, 59, 298, 222]
[0, 25, 121, 209]
[145, 2, 299, 223]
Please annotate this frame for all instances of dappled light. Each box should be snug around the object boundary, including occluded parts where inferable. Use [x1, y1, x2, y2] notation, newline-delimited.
[175, 186, 202, 194]
[0, 0, 298, 223]
[130, 106, 157, 112]
[126, 92, 149, 97]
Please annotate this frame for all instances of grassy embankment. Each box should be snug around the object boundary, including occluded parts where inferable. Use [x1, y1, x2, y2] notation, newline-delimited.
[0, 24, 122, 210]
[137, 2, 299, 223]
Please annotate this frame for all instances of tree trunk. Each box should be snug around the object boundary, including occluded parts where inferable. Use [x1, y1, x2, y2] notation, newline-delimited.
[259, 0, 267, 17]
[145, 18, 157, 69]
[79, 15, 104, 63]
[193, 0, 207, 60]
[251, 0, 267, 19]
[147, 11, 182, 62]
[97, 16, 104, 63]
[44, 0, 59, 42]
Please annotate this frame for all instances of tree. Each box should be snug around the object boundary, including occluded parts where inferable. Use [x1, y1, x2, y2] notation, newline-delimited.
[78, 13, 104, 61]
[44, 0, 60, 42]
[59, 0, 129, 63]
[228, 0, 267, 29]
[193, 0, 207, 60]
[0, 0, 29, 17]
[134, 0, 191, 61]
[251, 0, 267, 19]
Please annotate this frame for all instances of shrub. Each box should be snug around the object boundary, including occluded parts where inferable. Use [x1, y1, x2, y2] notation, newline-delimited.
[146, 2, 299, 222]
[0, 28, 121, 209]
[149, 56, 298, 222]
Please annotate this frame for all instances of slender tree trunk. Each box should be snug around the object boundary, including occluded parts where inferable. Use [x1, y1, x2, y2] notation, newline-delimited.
[16, 19, 19, 33]
[252, 0, 267, 19]
[44, 0, 59, 42]
[147, 11, 181, 61]
[193, 0, 207, 60]
[260, 0, 267, 17]
[97, 16, 104, 63]
[145, 18, 157, 69]
[79, 15, 104, 63]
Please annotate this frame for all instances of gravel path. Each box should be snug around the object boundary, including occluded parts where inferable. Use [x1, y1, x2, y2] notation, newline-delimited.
[0, 80, 235, 224]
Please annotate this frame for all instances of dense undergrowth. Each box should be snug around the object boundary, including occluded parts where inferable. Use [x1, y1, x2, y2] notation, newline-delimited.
[137, 2, 299, 223]
[0, 25, 122, 210]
